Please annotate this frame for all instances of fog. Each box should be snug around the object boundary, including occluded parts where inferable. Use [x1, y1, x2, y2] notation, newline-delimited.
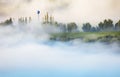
[0, 0, 120, 76]
[0, 0, 120, 25]
[0, 23, 120, 77]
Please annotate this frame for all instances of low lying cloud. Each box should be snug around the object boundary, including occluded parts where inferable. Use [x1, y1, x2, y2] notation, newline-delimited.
[0, 22, 119, 77]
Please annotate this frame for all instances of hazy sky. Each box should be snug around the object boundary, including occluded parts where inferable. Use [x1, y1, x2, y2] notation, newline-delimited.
[0, 0, 120, 24]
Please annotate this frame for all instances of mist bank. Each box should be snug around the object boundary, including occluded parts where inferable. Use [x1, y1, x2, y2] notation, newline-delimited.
[0, 19, 120, 77]
[0, 25, 120, 77]
[0, 21, 120, 49]
[0, 27, 120, 70]
[0, 19, 120, 44]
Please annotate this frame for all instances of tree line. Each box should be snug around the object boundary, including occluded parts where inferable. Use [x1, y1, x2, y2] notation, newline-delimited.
[1, 18, 120, 32]
[56, 19, 120, 32]
[82, 19, 120, 32]
[0, 18, 13, 26]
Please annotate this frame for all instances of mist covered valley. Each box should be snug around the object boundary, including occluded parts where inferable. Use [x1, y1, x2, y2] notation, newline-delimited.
[0, 22, 120, 77]
[0, 0, 120, 76]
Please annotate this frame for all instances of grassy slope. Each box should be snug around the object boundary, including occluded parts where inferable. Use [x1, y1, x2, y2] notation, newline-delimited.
[50, 32, 120, 43]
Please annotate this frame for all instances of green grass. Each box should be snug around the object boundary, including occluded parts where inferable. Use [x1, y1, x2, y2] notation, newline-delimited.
[50, 31, 120, 43]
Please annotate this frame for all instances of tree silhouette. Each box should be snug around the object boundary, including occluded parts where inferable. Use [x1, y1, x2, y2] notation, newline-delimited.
[98, 19, 114, 31]
[115, 20, 120, 31]
[98, 22, 104, 31]
[67, 22, 78, 32]
[82, 23, 92, 32]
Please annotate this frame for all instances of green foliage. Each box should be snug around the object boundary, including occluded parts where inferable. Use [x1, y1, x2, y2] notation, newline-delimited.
[67, 22, 78, 32]
[82, 23, 92, 32]
[82, 19, 115, 32]
[50, 32, 120, 43]
[98, 19, 114, 31]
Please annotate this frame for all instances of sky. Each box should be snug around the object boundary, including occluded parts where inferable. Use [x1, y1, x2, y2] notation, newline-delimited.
[0, 0, 120, 25]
